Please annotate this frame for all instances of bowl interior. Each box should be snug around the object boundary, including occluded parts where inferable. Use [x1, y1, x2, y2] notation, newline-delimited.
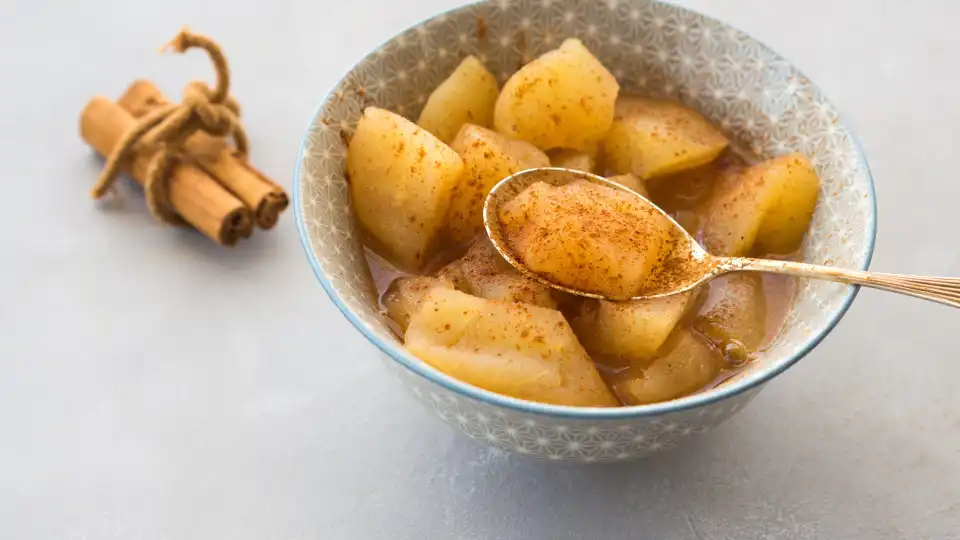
[295, 0, 875, 417]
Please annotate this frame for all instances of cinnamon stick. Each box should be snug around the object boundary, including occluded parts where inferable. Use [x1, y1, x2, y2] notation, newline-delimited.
[79, 97, 254, 245]
[118, 80, 289, 229]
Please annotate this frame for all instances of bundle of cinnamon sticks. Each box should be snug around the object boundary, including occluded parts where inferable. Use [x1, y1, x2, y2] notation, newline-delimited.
[78, 30, 288, 246]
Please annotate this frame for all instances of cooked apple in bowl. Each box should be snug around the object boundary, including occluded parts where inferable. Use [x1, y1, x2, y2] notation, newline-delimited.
[345, 39, 821, 407]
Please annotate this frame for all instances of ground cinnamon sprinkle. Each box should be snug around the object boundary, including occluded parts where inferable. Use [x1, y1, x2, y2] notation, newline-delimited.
[476, 16, 487, 40]
[639, 229, 712, 296]
[498, 180, 674, 299]
[514, 78, 543, 99]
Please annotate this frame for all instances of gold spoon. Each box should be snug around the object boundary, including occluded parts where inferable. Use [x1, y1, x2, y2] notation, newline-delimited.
[483, 167, 960, 309]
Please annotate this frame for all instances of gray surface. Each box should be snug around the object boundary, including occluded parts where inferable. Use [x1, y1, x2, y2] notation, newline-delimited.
[1, 0, 958, 538]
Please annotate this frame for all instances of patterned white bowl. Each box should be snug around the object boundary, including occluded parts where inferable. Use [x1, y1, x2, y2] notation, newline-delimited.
[295, 0, 877, 462]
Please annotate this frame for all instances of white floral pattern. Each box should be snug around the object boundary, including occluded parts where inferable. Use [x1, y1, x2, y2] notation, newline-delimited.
[382, 355, 762, 460]
[295, 0, 875, 462]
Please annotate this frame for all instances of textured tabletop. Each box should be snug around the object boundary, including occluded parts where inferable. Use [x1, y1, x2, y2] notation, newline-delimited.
[1, 0, 958, 538]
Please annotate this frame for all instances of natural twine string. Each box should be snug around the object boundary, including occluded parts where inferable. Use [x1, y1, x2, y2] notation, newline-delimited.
[92, 28, 247, 225]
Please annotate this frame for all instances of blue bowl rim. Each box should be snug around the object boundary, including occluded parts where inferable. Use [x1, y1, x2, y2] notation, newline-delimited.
[293, 0, 878, 420]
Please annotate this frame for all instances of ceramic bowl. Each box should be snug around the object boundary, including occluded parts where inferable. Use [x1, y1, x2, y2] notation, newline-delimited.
[295, 0, 876, 462]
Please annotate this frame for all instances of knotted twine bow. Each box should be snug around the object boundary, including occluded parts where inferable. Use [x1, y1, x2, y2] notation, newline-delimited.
[92, 28, 248, 225]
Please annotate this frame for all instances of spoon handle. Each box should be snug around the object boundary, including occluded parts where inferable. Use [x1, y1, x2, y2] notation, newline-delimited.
[724, 258, 960, 309]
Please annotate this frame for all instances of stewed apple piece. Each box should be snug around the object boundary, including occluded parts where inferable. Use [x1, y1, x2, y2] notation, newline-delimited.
[405, 288, 617, 407]
[417, 56, 499, 144]
[700, 152, 820, 256]
[382, 276, 455, 333]
[494, 38, 619, 151]
[611, 329, 721, 405]
[445, 124, 549, 245]
[347, 107, 464, 270]
[753, 153, 821, 254]
[606, 173, 648, 197]
[438, 238, 557, 308]
[573, 290, 697, 363]
[600, 97, 728, 180]
[498, 180, 670, 299]
[694, 273, 767, 363]
[548, 149, 596, 173]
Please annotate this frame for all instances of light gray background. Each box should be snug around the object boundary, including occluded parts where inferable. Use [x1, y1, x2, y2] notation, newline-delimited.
[1, 0, 958, 538]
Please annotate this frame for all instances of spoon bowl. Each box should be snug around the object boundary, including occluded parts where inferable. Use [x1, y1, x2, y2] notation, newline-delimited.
[485, 167, 960, 308]
[483, 167, 717, 300]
